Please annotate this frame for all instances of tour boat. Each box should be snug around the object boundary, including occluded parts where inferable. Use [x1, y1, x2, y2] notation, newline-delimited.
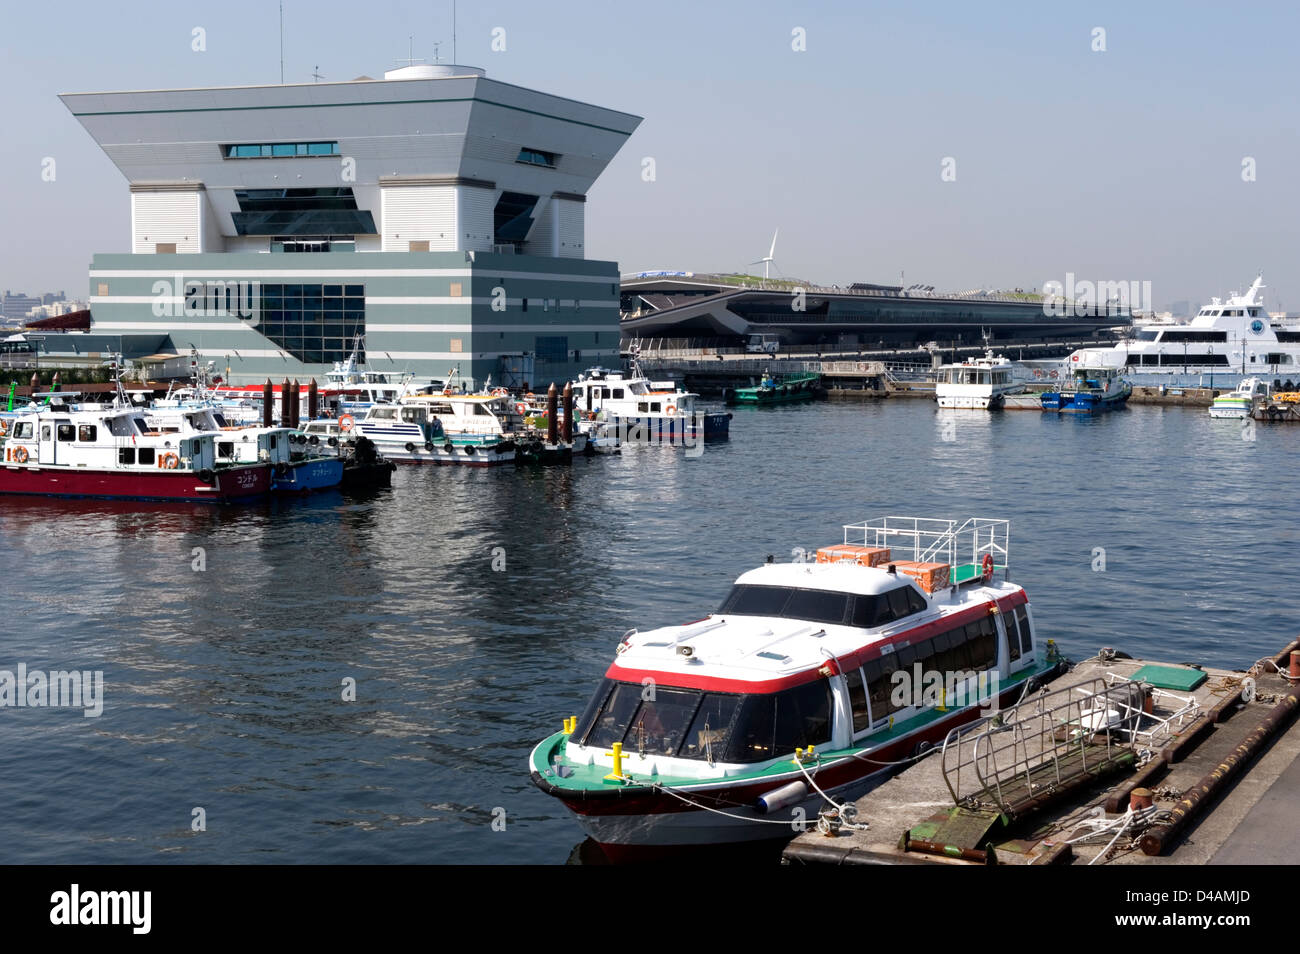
[934, 352, 1023, 409]
[1067, 274, 1300, 376]
[530, 516, 1064, 858]
[1039, 366, 1131, 413]
[0, 393, 270, 502]
[1208, 377, 1271, 419]
[354, 396, 515, 466]
[726, 371, 821, 406]
[569, 365, 731, 441]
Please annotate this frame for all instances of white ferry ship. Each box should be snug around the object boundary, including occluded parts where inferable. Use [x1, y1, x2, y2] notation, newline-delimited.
[1068, 275, 1300, 376]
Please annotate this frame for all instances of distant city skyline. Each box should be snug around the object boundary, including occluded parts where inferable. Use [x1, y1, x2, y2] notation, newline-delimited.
[1, 0, 1296, 312]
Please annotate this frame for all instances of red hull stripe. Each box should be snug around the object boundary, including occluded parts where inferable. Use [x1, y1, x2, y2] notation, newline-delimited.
[607, 588, 1029, 694]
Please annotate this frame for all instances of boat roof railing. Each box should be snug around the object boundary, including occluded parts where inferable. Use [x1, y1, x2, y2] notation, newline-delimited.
[841, 516, 1011, 577]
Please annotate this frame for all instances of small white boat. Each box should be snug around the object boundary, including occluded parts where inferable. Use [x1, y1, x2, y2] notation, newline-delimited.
[935, 352, 1022, 409]
[1209, 377, 1271, 419]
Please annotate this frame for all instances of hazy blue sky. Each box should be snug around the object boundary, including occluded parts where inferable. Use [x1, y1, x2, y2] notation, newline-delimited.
[1, 0, 1297, 311]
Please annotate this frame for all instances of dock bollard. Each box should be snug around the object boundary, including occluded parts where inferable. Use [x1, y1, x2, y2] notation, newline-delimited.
[1290, 651, 1300, 680]
[1130, 787, 1154, 811]
[546, 383, 559, 445]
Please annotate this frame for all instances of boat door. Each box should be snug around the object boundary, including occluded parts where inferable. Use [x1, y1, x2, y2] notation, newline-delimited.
[1000, 603, 1036, 676]
[42, 419, 72, 465]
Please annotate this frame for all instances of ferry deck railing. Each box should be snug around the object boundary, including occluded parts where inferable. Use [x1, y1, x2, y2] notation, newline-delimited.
[841, 516, 1011, 579]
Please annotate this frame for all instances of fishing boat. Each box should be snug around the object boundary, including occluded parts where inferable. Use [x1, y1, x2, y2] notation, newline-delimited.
[356, 393, 523, 466]
[1208, 377, 1271, 419]
[0, 391, 270, 502]
[934, 352, 1022, 409]
[569, 364, 730, 441]
[530, 516, 1064, 858]
[726, 371, 821, 406]
[1040, 366, 1131, 413]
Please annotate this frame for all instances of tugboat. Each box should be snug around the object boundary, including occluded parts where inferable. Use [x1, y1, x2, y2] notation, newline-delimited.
[530, 516, 1064, 858]
[1040, 366, 1131, 413]
[0, 390, 270, 502]
[935, 352, 1022, 409]
[726, 370, 821, 406]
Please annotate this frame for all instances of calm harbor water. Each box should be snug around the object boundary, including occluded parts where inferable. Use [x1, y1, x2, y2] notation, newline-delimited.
[1, 399, 1298, 864]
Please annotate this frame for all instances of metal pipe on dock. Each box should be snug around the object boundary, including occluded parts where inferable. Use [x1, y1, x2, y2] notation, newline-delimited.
[561, 383, 573, 444]
[279, 378, 291, 427]
[546, 383, 558, 445]
[290, 379, 300, 430]
[1139, 688, 1300, 856]
[262, 380, 274, 427]
[308, 379, 318, 420]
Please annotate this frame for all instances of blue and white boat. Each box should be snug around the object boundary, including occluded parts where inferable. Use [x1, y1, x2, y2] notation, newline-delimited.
[569, 364, 731, 441]
[1040, 366, 1132, 413]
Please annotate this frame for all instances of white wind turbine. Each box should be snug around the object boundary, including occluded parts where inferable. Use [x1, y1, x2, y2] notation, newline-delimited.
[750, 229, 779, 280]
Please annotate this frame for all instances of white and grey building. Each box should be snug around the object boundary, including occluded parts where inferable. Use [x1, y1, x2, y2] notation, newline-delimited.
[60, 63, 641, 386]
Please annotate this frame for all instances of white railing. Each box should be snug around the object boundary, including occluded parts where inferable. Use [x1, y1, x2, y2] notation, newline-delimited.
[841, 516, 1010, 572]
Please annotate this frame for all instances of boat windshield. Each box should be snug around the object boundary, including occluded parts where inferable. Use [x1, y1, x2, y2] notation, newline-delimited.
[717, 583, 927, 627]
[573, 678, 833, 763]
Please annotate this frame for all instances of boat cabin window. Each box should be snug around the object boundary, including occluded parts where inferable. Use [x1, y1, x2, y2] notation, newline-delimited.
[844, 668, 871, 733]
[78, 425, 97, 442]
[41, 425, 50, 441]
[118, 448, 135, 465]
[574, 679, 833, 763]
[12, 421, 33, 439]
[370, 408, 396, 420]
[720, 583, 926, 628]
[612, 388, 624, 399]
[637, 402, 648, 413]
[138, 448, 156, 466]
[56, 423, 75, 442]
[1135, 330, 1159, 341]
[400, 408, 425, 423]
[474, 404, 492, 416]
[213, 412, 229, 427]
[218, 442, 235, 458]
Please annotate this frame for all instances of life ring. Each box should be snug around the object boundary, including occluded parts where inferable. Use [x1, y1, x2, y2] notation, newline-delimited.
[0, 420, 8, 436]
[516, 402, 528, 415]
[159, 452, 180, 470]
[1071, 354, 1079, 362]
[1049, 370, 1059, 379]
[491, 387, 508, 397]
[666, 404, 677, 415]
[981, 553, 994, 581]
[338, 414, 355, 432]
[1032, 369, 1044, 379]
[13, 445, 28, 464]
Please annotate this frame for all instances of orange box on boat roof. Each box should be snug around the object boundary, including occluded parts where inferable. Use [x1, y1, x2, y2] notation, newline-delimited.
[888, 561, 951, 594]
[815, 545, 890, 567]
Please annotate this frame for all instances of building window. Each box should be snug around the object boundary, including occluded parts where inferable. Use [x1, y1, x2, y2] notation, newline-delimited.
[97, 282, 109, 296]
[224, 142, 340, 159]
[449, 283, 462, 297]
[516, 147, 557, 168]
[450, 338, 463, 353]
[256, 283, 366, 365]
[408, 240, 429, 252]
[522, 298, 528, 312]
[155, 243, 176, 254]
[535, 336, 568, 364]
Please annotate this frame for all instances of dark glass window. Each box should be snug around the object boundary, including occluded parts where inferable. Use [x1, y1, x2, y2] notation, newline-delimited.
[535, 335, 569, 364]
[625, 688, 701, 757]
[887, 586, 912, 619]
[845, 667, 871, 734]
[225, 141, 339, 159]
[679, 693, 742, 761]
[1006, 613, 1022, 661]
[257, 283, 365, 365]
[218, 442, 234, 458]
[782, 589, 850, 625]
[584, 683, 643, 748]
[138, 447, 156, 466]
[77, 425, 97, 442]
[851, 594, 892, 628]
[118, 448, 135, 465]
[56, 424, 74, 442]
[517, 147, 558, 167]
[719, 585, 792, 617]
[772, 681, 833, 754]
[1015, 607, 1033, 656]
[865, 656, 903, 720]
